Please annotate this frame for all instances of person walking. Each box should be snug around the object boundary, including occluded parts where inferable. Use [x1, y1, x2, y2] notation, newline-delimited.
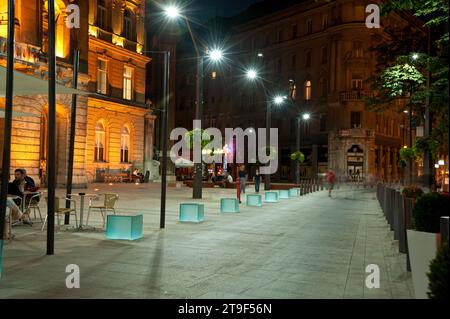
[238, 165, 247, 194]
[236, 174, 241, 204]
[325, 170, 336, 198]
[254, 169, 261, 193]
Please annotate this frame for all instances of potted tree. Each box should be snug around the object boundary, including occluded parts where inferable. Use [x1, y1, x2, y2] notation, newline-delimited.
[407, 192, 449, 298]
[427, 242, 449, 299]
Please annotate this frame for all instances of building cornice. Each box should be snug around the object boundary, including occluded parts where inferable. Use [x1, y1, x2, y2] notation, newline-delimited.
[89, 36, 151, 64]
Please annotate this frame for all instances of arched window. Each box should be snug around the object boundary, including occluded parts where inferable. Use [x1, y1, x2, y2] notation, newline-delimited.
[123, 9, 134, 40]
[97, 0, 107, 30]
[304, 80, 312, 100]
[95, 121, 106, 162]
[120, 126, 131, 163]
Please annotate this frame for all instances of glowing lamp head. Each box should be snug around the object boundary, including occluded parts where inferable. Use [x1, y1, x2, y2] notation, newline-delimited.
[273, 96, 284, 105]
[164, 6, 181, 19]
[302, 113, 311, 120]
[246, 69, 258, 80]
[209, 49, 223, 62]
[412, 53, 419, 60]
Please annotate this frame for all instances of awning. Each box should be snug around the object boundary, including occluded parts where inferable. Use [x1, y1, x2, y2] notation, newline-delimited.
[174, 157, 194, 168]
[0, 65, 84, 97]
[0, 109, 39, 118]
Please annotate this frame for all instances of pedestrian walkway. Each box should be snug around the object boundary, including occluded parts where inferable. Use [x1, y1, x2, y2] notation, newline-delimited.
[0, 184, 413, 298]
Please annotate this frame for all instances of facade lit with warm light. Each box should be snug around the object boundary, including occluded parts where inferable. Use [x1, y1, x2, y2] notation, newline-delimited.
[0, 0, 155, 187]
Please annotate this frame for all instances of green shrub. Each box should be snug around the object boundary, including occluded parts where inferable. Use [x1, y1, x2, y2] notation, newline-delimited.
[402, 185, 424, 199]
[427, 242, 449, 299]
[412, 192, 449, 232]
[290, 151, 305, 163]
[399, 147, 416, 161]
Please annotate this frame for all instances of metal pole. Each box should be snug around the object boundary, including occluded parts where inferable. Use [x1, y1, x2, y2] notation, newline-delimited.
[192, 55, 204, 199]
[264, 95, 271, 190]
[0, 0, 15, 246]
[296, 117, 301, 185]
[409, 103, 413, 185]
[160, 51, 170, 229]
[423, 28, 433, 189]
[65, 50, 80, 224]
[46, 0, 57, 255]
[185, 19, 203, 199]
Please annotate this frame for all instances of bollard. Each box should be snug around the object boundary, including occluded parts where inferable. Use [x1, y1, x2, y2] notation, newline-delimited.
[405, 197, 415, 272]
[393, 190, 400, 240]
[398, 192, 406, 253]
[441, 216, 449, 245]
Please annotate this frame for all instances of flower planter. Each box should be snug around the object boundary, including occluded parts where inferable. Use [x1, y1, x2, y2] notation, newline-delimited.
[406, 229, 439, 299]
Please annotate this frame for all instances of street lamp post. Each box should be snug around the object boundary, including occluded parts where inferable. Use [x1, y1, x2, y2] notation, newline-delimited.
[144, 50, 171, 229]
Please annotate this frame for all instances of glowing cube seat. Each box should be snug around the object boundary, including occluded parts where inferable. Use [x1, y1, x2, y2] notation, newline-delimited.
[264, 191, 279, 203]
[279, 189, 290, 199]
[246, 194, 262, 207]
[179, 203, 204, 222]
[106, 214, 143, 240]
[289, 188, 300, 197]
[220, 198, 239, 213]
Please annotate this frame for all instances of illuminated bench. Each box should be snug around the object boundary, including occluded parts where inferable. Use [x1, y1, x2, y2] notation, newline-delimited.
[289, 188, 300, 197]
[246, 194, 262, 207]
[220, 198, 240, 213]
[179, 203, 204, 223]
[279, 189, 290, 199]
[106, 214, 143, 240]
[264, 191, 279, 203]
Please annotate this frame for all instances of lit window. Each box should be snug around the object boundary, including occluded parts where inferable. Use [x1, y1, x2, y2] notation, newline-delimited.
[306, 19, 313, 34]
[120, 126, 130, 163]
[97, 59, 108, 94]
[304, 80, 312, 100]
[322, 15, 328, 30]
[123, 9, 133, 40]
[352, 77, 363, 90]
[123, 66, 133, 100]
[97, 0, 107, 30]
[211, 71, 217, 80]
[95, 122, 106, 162]
[353, 41, 364, 58]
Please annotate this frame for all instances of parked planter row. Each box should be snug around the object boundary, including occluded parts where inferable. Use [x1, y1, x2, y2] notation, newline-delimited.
[376, 184, 449, 299]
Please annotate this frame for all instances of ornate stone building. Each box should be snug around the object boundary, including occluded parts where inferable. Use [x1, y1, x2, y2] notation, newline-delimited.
[0, 0, 155, 187]
[175, 0, 414, 182]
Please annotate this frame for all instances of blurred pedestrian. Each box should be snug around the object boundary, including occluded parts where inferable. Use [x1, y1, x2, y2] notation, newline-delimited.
[325, 170, 336, 198]
[254, 169, 261, 193]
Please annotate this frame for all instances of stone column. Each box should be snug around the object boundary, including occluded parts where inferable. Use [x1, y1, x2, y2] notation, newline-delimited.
[144, 113, 159, 180]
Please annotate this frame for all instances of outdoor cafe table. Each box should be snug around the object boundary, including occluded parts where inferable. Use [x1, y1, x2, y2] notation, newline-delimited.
[68, 193, 98, 231]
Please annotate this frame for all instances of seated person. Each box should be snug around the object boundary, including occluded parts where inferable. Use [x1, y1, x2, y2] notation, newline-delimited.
[132, 168, 144, 182]
[221, 173, 233, 188]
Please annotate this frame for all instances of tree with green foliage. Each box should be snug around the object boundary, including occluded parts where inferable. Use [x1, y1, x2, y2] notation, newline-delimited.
[368, 0, 449, 158]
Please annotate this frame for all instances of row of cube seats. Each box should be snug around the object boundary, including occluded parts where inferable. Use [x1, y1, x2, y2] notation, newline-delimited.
[105, 187, 319, 240]
[179, 188, 303, 223]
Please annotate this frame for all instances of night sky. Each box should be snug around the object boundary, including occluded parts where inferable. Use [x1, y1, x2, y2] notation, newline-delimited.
[191, 0, 261, 21]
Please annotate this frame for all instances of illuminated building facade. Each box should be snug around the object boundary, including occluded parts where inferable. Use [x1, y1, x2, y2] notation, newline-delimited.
[0, 0, 155, 187]
[175, 0, 416, 182]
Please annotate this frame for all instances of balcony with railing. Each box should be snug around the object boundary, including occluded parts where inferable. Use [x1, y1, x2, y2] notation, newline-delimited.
[0, 36, 41, 64]
[339, 91, 372, 102]
[338, 128, 374, 138]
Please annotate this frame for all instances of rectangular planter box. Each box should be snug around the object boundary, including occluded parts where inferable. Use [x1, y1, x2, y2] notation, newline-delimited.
[279, 189, 290, 199]
[246, 194, 262, 207]
[220, 198, 239, 213]
[106, 214, 143, 240]
[179, 203, 204, 223]
[264, 191, 279, 203]
[407, 229, 438, 299]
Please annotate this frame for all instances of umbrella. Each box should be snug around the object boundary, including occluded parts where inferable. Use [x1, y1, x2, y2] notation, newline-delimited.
[0, 65, 83, 97]
[174, 157, 194, 168]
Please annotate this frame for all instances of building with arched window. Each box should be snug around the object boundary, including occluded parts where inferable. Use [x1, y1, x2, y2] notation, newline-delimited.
[0, 0, 156, 187]
[175, 0, 420, 183]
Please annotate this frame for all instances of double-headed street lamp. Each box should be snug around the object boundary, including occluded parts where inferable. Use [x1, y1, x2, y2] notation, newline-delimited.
[163, 5, 224, 199]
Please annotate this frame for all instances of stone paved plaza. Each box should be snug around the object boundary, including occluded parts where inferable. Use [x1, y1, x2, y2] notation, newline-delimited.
[0, 183, 414, 298]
